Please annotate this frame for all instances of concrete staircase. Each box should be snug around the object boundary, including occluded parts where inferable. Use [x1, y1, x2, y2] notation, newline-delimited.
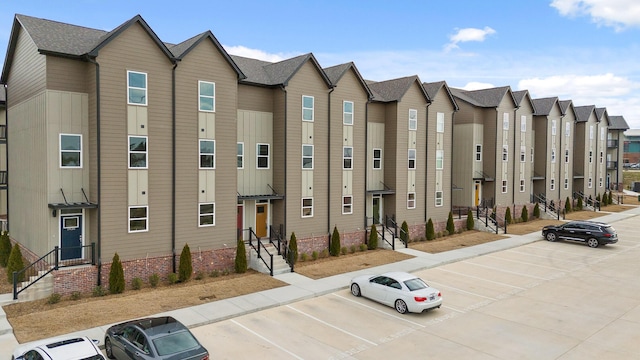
[15, 270, 54, 302]
[249, 241, 291, 276]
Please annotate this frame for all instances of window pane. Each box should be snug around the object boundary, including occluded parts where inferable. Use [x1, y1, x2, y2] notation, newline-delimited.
[130, 137, 147, 151]
[129, 72, 146, 88]
[200, 141, 214, 154]
[303, 109, 313, 121]
[303, 96, 314, 108]
[200, 203, 214, 214]
[130, 153, 147, 168]
[199, 97, 214, 111]
[303, 146, 313, 156]
[258, 145, 269, 156]
[343, 101, 353, 113]
[61, 135, 81, 150]
[129, 88, 146, 104]
[130, 207, 147, 218]
[200, 82, 214, 96]
[61, 153, 81, 167]
[200, 215, 214, 226]
[200, 155, 214, 168]
[130, 219, 147, 231]
[258, 157, 268, 168]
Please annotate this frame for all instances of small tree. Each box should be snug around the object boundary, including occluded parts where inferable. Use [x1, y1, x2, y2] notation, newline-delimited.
[577, 197, 583, 210]
[505, 207, 512, 224]
[178, 243, 193, 282]
[330, 226, 341, 257]
[400, 221, 409, 244]
[7, 244, 25, 283]
[0, 231, 12, 267]
[466, 210, 474, 230]
[289, 232, 298, 265]
[565, 197, 572, 213]
[108, 253, 125, 294]
[368, 224, 378, 250]
[608, 191, 614, 205]
[426, 219, 435, 240]
[235, 238, 247, 273]
[533, 203, 540, 218]
[446, 212, 455, 235]
[521, 205, 529, 222]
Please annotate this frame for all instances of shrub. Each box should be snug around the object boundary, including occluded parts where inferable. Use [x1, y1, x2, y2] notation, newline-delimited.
[368, 224, 378, 250]
[6, 243, 24, 283]
[70, 291, 82, 301]
[289, 232, 298, 265]
[108, 253, 125, 294]
[565, 197, 572, 213]
[446, 212, 455, 235]
[577, 197, 583, 210]
[330, 226, 341, 257]
[320, 249, 329, 258]
[521, 205, 529, 222]
[533, 203, 541, 218]
[0, 231, 12, 267]
[179, 243, 193, 282]
[400, 221, 409, 244]
[167, 273, 179, 284]
[234, 238, 247, 274]
[300, 253, 308, 262]
[92, 286, 106, 297]
[426, 219, 435, 240]
[350, 245, 356, 253]
[312, 251, 319, 260]
[596, 193, 601, 205]
[131, 277, 143, 290]
[608, 191, 613, 205]
[195, 271, 205, 280]
[149, 273, 160, 287]
[47, 293, 61, 304]
[222, 268, 230, 276]
[505, 207, 512, 224]
[466, 210, 474, 230]
[209, 270, 220, 278]
[341, 247, 348, 255]
[359, 244, 368, 252]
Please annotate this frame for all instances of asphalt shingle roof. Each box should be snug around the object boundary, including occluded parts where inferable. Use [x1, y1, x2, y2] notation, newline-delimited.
[609, 115, 629, 130]
[574, 105, 596, 123]
[367, 75, 428, 102]
[532, 97, 559, 116]
[423, 81, 458, 110]
[450, 86, 513, 108]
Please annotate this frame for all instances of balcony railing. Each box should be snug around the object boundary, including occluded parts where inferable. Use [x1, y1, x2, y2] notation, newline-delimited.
[0, 125, 5, 141]
[607, 139, 618, 148]
[607, 161, 618, 170]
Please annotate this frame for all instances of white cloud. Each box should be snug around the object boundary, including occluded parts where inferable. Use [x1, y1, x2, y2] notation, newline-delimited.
[461, 82, 496, 91]
[550, 0, 640, 30]
[445, 26, 496, 51]
[223, 45, 290, 62]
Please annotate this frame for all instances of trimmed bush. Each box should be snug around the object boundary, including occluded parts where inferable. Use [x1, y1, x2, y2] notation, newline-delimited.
[341, 247, 348, 255]
[446, 212, 455, 235]
[131, 277, 143, 290]
[108, 253, 125, 294]
[368, 224, 378, 250]
[149, 273, 160, 287]
[92, 286, 106, 297]
[608, 191, 614, 205]
[577, 197, 583, 210]
[330, 226, 341, 257]
[70, 291, 82, 301]
[179, 243, 193, 282]
[168, 273, 179, 284]
[400, 221, 409, 244]
[6, 243, 24, 284]
[466, 210, 474, 230]
[312, 251, 319, 260]
[289, 232, 298, 265]
[234, 238, 247, 274]
[426, 219, 435, 240]
[533, 203, 540, 218]
[521, 205, 529, 222]
[0, 231, 11, 267]
[47, 293, 61, 304]
[565, 197, 572, 213]
[505, 207, 512, 224]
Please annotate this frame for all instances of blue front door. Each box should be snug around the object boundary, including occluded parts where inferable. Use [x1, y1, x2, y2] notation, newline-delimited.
[60, 215, 82, 260]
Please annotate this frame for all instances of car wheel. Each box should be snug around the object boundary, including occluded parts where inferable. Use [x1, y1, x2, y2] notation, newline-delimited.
[395, 299, 408, 314]
[350, 283, 361, 297]
[545, 232, 557, 242]
[105, 337, 115, 359]
[587, 238, 599, 248]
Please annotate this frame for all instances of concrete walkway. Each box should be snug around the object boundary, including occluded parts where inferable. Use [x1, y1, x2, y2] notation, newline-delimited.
[2, 206, 639, 354]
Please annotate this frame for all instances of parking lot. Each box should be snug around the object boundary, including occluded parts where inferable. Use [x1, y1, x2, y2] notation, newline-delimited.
[191, 218, 640, 359]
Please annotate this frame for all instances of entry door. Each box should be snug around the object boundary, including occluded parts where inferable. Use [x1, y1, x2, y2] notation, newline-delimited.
[474, 181, 481, 206]
[372, 196, 381, 225]
[60, 215, 82, 260]
[256, 204, 268, 237]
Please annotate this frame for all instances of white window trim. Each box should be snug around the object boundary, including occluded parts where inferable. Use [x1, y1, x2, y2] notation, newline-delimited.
[520, 116, 527, 132]
[301, 197, 313, 218]
[588, 177, 593, 188]
[237, 142, 244, 169]
[435, 149, 444, 170]
[128, 135, 148, 169]
[565, 149, 570, 163]
[435, 190, 443, 207]
[476, 144, 482, 161]
[343, 146, 353, 170]
[407, 192, 416, 209]
[199, 139, 215, 169]
[60, 133, 82, 168]
[551, 119, 557, 135]
[198, 202, 215, 227]
[128, 205, 149, 233]
[257, 143, 270, 169]
[302, 144, 314, 169]
[198, 80, 215, 112]
[502, 145, 508, 162]
[520, 145, 526, 162]
[519, 179, 525, 192]
[302, 95, 314, 122]
[342, 195, 353, 215]
[503, 113, 509, 130]
[565, 122, 571, 136]
[373, 148, 382, 170]
[127, 70, 147, 106]
[436, 112, 445, 133]
[550, 178, 555, 191]
[501, 180, 507, 193]
[408, 109, 418, 131]
[408, 149, 416, 169]
[551, 148, 556, 163]
[343, 101, 354, 125]
[564, 178, 569, 189]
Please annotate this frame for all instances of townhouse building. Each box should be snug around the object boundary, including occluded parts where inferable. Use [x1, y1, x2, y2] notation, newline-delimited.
[512, 90, 535, 205]
[607, 115, 628, 190]
[573, 105, 606, 201]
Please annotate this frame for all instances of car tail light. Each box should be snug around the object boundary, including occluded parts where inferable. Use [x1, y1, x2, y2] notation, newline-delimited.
[414, 296, 427, 302]
[603, 233, 611, 238]
[437, 292, 442, 297]
[202, 355, 209, 360]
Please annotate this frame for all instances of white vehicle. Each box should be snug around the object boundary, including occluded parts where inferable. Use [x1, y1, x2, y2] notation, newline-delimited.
[12, 336, 104, 360]
[350, 271, 442, 314]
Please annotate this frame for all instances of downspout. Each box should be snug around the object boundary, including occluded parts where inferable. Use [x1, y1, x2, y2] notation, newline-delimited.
[450, 110, 455, 212]
[171, 62, 178, 274]
[280, 85, 288, 236]
[364, 98, 371, 230]
[559, 113, 565, 202]
[327, 85, 334, 233]
[3, 84, 8, 232]
[424, 101, 430, 222]
[86, 57, 102, 286]
[495, 108, 499, 205]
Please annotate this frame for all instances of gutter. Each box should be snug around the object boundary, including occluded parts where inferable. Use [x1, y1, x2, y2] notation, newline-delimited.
[86, 56, 102, 286]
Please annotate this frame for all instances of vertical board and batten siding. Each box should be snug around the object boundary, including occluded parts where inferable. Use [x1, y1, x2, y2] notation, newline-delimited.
[427, 89, 454, 221]
[494, 98, 516, 206]
[5, 27, 46, 106]
[94, 23, 174, 261]
[7, 93, 50, 254]
[237, 110, 273, 195]
[573, 123, 586, 193]
[382, 103, 398, 214]
[546, 105, 563, 202]
[173, 39, 239, 251]
[284, 61, 330, 238]
[271, 89, 286, 230]
[86, 59, 99, 247]
[514, 101, 533, 204]
[583, 114, 598, 198]
[597, 121, 608, 195]
[482, 108, 497, 203]
[560, 111, 576, 201]
[367, 122, 385, 190]
[329, 69, 368, 232]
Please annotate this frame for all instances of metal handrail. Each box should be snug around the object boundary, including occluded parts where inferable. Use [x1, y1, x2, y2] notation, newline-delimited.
[247, 227, 274, 276]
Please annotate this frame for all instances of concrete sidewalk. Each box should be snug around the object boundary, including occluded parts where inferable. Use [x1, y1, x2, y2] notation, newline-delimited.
[2, 206, 639, 353]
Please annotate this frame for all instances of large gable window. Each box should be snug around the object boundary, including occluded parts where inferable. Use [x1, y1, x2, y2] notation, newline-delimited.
[127, 71, 147, 105]
[129, 136, 148, 168]
[60, 134, 82, 168]
[199, 81, 215, 112]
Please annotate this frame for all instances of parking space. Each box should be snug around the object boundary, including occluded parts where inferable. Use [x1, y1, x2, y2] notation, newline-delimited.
[192, 217, 640, 359]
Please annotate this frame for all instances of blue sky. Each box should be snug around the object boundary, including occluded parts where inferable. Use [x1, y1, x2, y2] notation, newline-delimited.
[1, 0, 639, 128]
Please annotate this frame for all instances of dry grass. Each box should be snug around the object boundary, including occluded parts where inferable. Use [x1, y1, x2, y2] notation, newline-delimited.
[294, 249, 415, 280]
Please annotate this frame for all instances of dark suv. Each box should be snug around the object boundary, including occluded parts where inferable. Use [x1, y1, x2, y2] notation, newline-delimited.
[542, 220, 618, 248]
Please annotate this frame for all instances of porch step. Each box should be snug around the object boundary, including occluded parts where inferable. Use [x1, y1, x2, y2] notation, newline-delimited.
[249, 241, 292, 276]
[16, 270, 54, 302]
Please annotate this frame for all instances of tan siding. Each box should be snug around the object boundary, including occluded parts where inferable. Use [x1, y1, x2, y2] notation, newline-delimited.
[427, 88, 455, 221]
[238, 84, 273, 112]
[47, 56, 89, 93]
[271, 89, 286, 229]
[237, 110, 273, 195]
[6, 27, 46, 105]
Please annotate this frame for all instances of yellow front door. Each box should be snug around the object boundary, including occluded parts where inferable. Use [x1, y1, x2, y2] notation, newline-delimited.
[256, 204, 268, 237]
[474, 181, 481, 206]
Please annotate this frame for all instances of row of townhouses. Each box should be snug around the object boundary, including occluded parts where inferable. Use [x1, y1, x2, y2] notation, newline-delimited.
[0, 14, 629, 294]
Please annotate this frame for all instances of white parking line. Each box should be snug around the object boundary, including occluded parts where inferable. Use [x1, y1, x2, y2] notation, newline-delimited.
[483, 254, 570, 270]
[286, 305, 379, 346]
[506, 249, 586, 264]
[462, 260, 549, 279]
[332, 294, 426, 328]
[434, 268, 526, 290]
[522, 245, 602, 258]
[231, 319, 305, 360]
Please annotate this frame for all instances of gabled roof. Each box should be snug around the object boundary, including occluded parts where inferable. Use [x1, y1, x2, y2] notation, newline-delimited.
[231, 53, 331, 88]
[423, 80, 458, 111]
[450, 86, 515, 108]
[323, 62, 372, 99]
[558, 100, 577, 119]
[608, 115, 629, 130]
[532, 97, 561, 116]
[595, 107, 609, 125]
[574, 105, 596, 123]
[366, 75, 430, 103]
[512, 89, 536, 113]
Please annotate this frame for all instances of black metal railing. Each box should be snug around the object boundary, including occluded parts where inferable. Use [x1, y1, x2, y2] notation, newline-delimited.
[0, 171, 7, 187]
[14, 243, 95, 300]
[606, 161, 617, 170]
[0, 125, 5, 141]
[607, 139, 618, 148]
[247, 227, 274, 276]
[476, 206, 506, 234]
[270, 224, 293, 272]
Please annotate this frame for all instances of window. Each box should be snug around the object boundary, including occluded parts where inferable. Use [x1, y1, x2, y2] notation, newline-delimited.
[551, 147, 556, 163]
[129, 136, 148, 168]
[342, 196, 353, 214]
[127, 71, 147, 105]
[199, 140, 215, 169]
[589, 150, 593, 163]
[373, 148, 382, 169]
[436, 112, 444, 133]
[565, 149, 570, 163]
[408, 109, 417, 130]
[129, 206, 148, 232]
[343, 147, 353, 169]
[435, 191, 443, 207]
[521, 116, 526, 132]
[588, 177, 593, 188]
[600, 127, 605, 140]
[502, 145, 508, 162]
[302, 145, 314, 169]
[60, 134, 82, 168]
[520, 179, 525, 192]
[565, 122, 571, 136]
[199, 203, 215, 226]
[564, 178, 569, 189]
[257, 144, 270, 169]
[237, 143, 244, 169]
[503, 113, 509, 130]
[302, 198, 313, 217]
[436, 150, 443, 169]
[589, 125, 594, 139]
[520, 146, 526, 162]
[302, 95, 314, 121]
[599, 177, 603, 187]
[407, 192, 416, 209]
[501, 180, 507, 193]
[599, 151, 603, 164]
[550, 178, 555, 191]
[551, 119, 557, 135]
[408, 149, 416, 169]
[531, 148, 534, 163]
[343, 101, 353, 125]
[475, 145, 482, 161]
[199, 81, 215, 112]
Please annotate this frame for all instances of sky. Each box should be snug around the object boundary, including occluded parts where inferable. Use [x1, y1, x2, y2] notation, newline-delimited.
[1, 0, 639, 128]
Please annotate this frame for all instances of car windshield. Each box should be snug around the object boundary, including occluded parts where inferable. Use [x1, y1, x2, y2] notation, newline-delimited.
[152, 331, 199, 356]
[404, 278, 428, 291]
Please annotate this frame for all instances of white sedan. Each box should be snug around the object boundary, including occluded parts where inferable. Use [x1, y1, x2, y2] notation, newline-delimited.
[12, 336, 104, 360]
[350, 271, 442, 314]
